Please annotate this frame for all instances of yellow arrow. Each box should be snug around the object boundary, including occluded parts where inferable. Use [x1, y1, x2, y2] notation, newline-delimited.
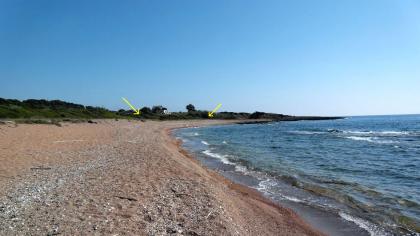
[121, 97, 141, 115]
[208, 103, 222, 118]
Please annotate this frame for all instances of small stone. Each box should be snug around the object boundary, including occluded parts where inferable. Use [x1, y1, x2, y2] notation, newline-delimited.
[166, 227, 176, 234]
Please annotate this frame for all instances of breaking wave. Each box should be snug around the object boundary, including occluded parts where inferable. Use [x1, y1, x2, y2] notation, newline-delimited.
[341, 130, 410, 136]
[201, 150, 249, 173]
[202, 149, 233, 165]
[346, 136, 398, 144]
[339, 212, 390, 236]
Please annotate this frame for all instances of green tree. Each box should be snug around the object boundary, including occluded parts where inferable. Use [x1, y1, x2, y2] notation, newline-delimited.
[152, 105, 166, 114]
[140, 106, 152, 114]
[186, 104, 196, 113]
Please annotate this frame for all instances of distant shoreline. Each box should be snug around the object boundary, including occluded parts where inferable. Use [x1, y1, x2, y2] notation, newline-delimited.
[0, 97, 343, 122]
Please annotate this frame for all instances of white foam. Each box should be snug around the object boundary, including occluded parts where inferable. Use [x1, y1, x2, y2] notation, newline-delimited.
[339, 212, 390, 236]
[256, 178, 278, 192]
[201, 141, 209, 145]
[380, 131, 409, 135]
[234, 165, 248, 173]
[346, 136, 397, 144]
[347, 136, 374, 142]
[343, 130, 409, 136]
[185, 132, 200, 136]
[281, 194, 304, 203]
[202, 150, 234, 165]
[222, 141, 228, 144]
[201, 150, 248, 174]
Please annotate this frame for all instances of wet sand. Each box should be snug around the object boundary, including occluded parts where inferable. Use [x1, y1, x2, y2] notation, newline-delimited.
[0, 120, 323, 235]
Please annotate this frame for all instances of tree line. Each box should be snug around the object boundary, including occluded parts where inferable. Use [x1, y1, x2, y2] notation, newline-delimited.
[0, 98, 294, 120]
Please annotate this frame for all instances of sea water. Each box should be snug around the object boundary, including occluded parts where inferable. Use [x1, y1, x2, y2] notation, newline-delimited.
[175, 115, 420, 235]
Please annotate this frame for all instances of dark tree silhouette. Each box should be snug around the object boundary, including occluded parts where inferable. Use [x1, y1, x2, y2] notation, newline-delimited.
[186, 104, 196, 113]
[152, 105, 166, 114]
[140, 106, 152, 114]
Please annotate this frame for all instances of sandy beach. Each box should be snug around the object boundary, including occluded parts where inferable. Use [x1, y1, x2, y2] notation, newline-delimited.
[0, 120, 323, 235]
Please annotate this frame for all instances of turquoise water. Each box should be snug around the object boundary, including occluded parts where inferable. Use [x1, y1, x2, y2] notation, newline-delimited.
[175, 115, 420, 235]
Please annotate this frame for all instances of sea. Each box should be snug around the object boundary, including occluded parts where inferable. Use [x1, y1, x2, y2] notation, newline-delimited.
[174, 115, 420, 236]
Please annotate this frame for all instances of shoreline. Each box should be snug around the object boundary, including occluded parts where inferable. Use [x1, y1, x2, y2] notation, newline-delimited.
[165, 122, 332, 235]
[163, 121, 326, 236]
[171, 122, 377, 236]
[0, 120, 324, 235]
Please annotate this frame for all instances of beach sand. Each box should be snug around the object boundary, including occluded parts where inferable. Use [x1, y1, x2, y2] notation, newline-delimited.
[0, 120, 323, 235]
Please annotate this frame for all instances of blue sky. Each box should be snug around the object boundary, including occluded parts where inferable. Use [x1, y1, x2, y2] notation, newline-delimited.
[1, 0, 419, 116]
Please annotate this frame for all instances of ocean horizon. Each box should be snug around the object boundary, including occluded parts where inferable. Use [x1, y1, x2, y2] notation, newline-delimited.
[175, 114, 420, 236]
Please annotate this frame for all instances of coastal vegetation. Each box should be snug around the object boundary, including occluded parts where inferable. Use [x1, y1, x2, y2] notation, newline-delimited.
[0, 98, 118, 119]
[0, 98, 341, 122]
